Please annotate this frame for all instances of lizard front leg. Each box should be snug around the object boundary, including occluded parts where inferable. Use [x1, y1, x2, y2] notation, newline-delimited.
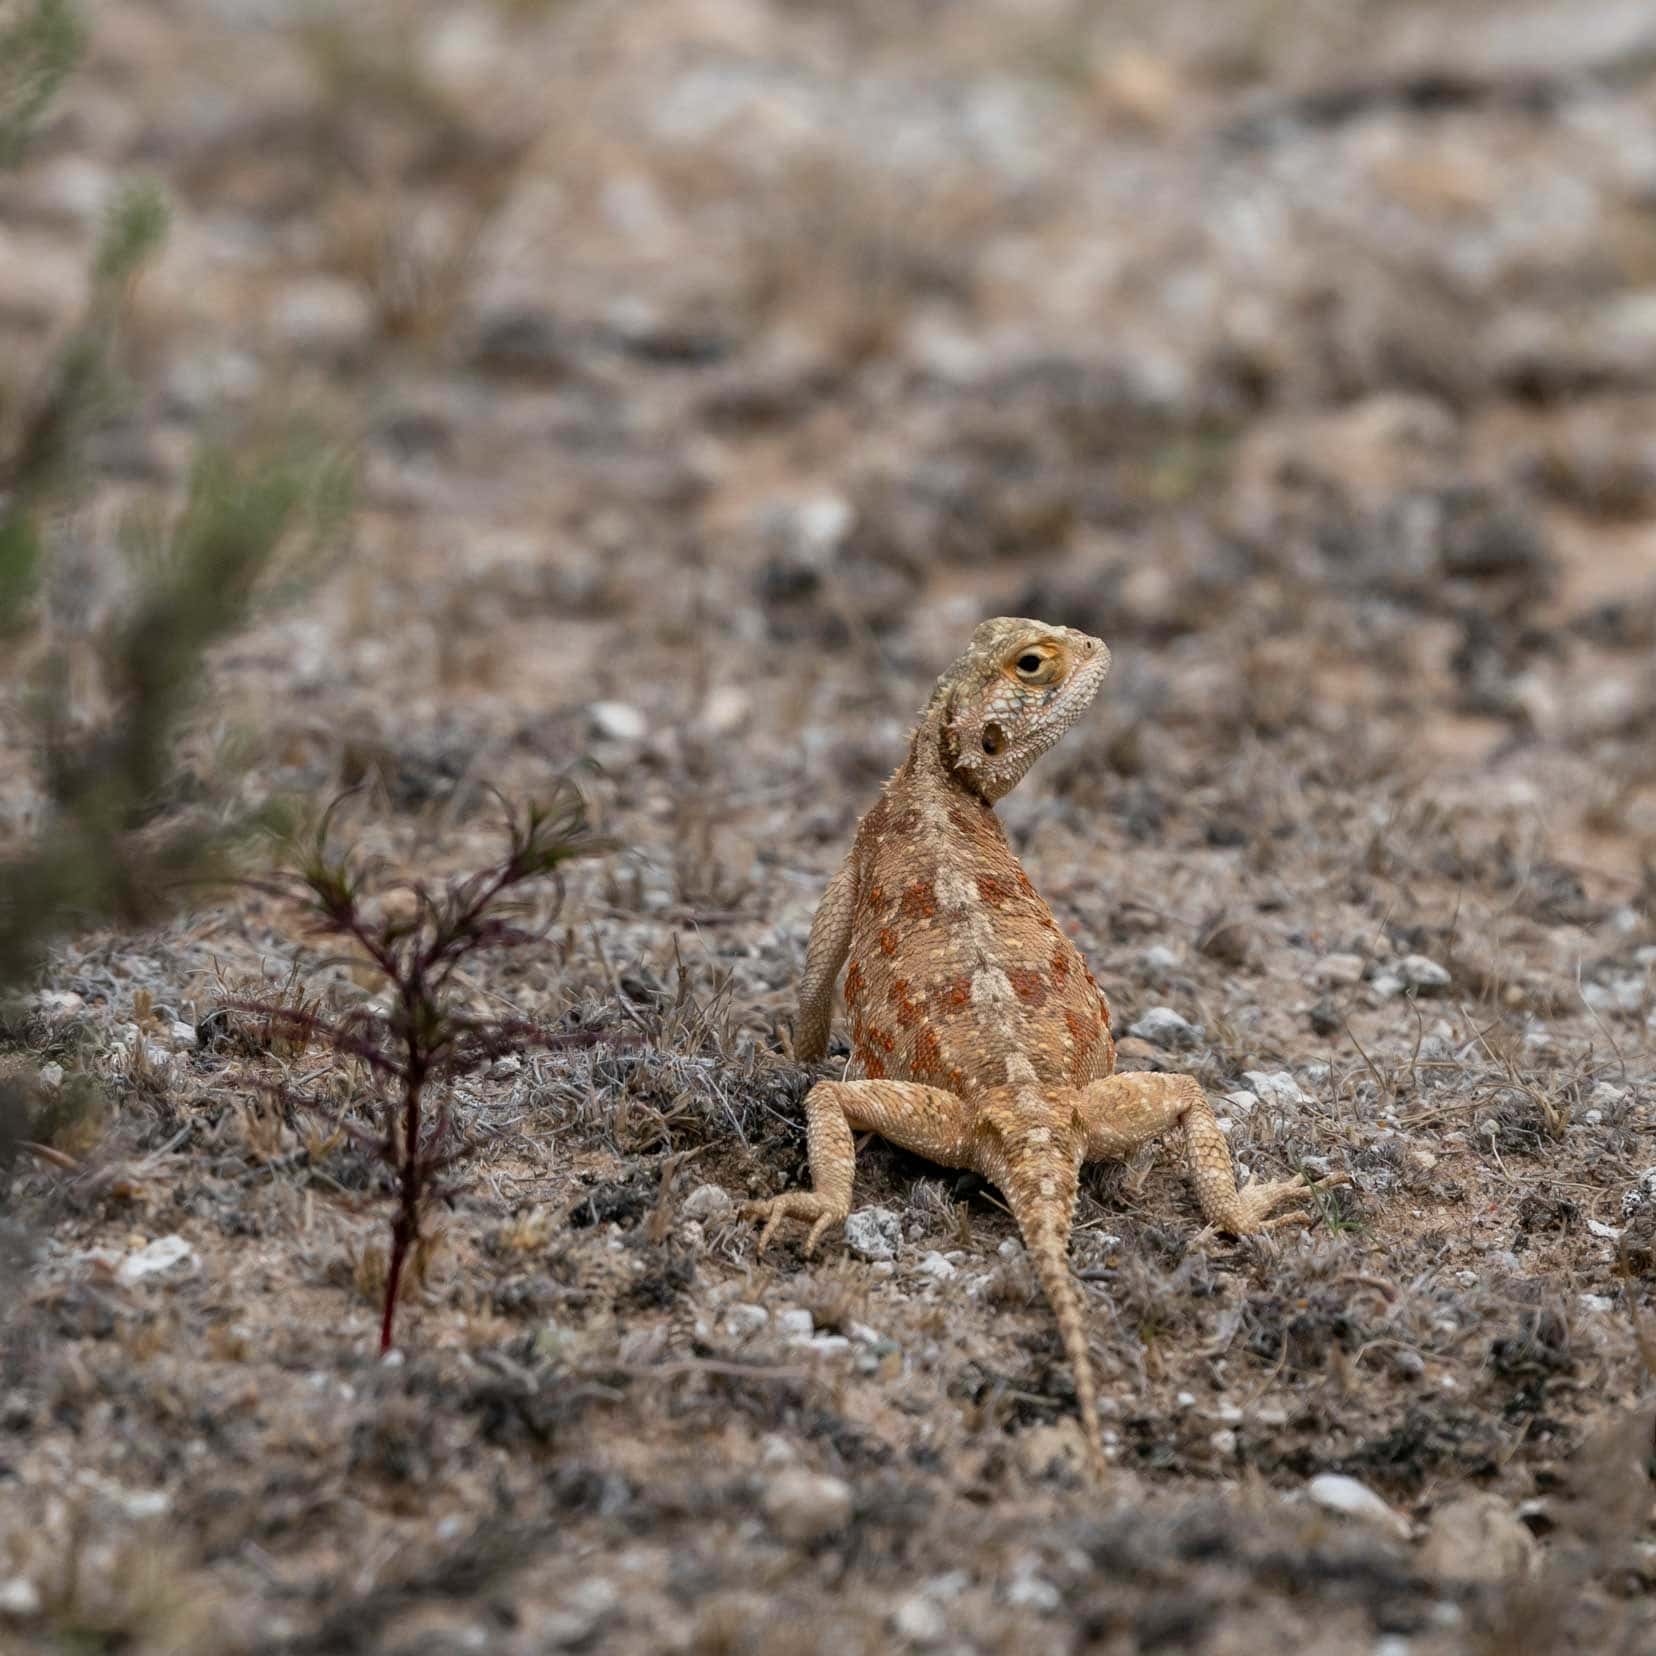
[745, 1079, 971, 1255]
[793, 854, 855, 1062]
[1077, 1072, 1348, 1236]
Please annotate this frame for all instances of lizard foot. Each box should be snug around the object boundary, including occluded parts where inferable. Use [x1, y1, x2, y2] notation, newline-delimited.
[742, 1193, 848, 1257]
[1197, 1171, 1352, 1241]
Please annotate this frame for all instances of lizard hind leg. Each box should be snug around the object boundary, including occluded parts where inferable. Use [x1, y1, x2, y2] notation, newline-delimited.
[1077, 1071, 1348, 1236]
[743, 1079, 971, 1257]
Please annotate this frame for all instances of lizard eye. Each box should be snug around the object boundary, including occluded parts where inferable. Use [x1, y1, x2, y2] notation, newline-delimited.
[1009, 645, 1063, 685]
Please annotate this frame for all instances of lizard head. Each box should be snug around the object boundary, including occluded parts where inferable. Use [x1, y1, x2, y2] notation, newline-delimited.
[937, 616, 1110, 802]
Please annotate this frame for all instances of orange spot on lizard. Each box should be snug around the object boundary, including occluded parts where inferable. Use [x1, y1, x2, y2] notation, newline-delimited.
[900, 879, 937, 920]
[913, 1024, 944, 1077]
[889, 977, 922, 1028]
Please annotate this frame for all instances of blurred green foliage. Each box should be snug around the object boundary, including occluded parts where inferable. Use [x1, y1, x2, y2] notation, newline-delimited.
[0, 5, 351, 1027]
[0, 0, 85, 167]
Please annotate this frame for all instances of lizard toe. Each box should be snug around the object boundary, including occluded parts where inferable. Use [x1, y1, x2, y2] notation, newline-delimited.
[1199, 1170, 1348, 1237]
[743, 1193, 847, 1255]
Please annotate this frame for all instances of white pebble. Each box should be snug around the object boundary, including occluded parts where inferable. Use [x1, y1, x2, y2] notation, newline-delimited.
[0, 1578, 41, 1618]
[588, 700, 647, 742]
[1242, 1070, 1309, 1108]
[892, 1593, 947, 1645]
[1397, 954, 1451, 992]
[845, 1206, 902, 1261]
[763, 1468, 853, 1543]
[681, 1183, 733, 1221]
[1127, 1005, 1203, 1048]
[724, 1304, 769, 1337]
[116, 1235, 197, 1286]
[1307, 1473, 1411, 1539]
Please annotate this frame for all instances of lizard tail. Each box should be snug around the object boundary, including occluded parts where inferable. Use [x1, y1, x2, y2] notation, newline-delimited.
[1022, 1215, 1107, 1479]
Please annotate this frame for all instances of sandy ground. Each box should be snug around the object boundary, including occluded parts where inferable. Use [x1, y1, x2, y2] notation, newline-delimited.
[2, 1, 1656, 1650]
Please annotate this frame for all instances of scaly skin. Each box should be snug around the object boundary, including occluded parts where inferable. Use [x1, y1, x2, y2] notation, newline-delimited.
[747, 617, 1347, 1476]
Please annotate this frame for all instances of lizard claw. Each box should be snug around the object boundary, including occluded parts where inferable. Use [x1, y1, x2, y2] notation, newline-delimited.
[742, 1193, 848, 1257]
[1198, 1170, 1352, 1240]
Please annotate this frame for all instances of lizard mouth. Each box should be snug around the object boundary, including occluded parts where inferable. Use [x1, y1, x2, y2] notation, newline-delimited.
[981, 722, 1005, 756]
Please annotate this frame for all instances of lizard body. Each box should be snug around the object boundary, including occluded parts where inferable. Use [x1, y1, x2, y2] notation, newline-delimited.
[749, 617, 1345, 1474]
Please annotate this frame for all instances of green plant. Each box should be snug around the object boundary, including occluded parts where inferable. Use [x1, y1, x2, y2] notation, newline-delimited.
[235, 787, 615, 1351]
[0, 4, 351, 1191]
[0, 0, 84, 167]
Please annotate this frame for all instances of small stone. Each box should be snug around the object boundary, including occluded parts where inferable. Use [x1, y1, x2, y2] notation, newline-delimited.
[116, 1235, 197, 1286]
[108, 1486, 171, 1520]
[168, 1020, 198, 1050]
[1005, 1556, 1061, 1612]
[1242, 1071, 1309, 1108]
[1579, 1293, 1615, 1313]
[1139, 945, 1180, 975]
[1311, 953, 1366, 987]
[1371, 973, 1406, 998]
[915, 1251, 957, 1281]
[589, 701, 647, 742]
[775, 1308, 814, 1338]
[1397, 954, 1451, 993]
[724, 1303, 769, 1338]
[1210, 1428, 1238, 1457]
[700, 685, 751, 735]
[762, 1468, 853, 1543]
[681, 1183, 733, 1221]
[32, 155, 115, 226]
[1307, 1473, 1411, 1539]
[37, 1063, 63, 1090]
[1127, 1006, 1203, 1049]
[166, 346, 261, 413]
[1408, 1150, 1438, 1172]
[1222, 1090, 1258, 1117]
[1623, 1169, 1656, 1219]
[32, 989, 84, 1019]
[1419, 1494, 1536, 1583]
[845, 1206, 902, 1262]
[270, 276, 375, 359]
[892, 1593, 947, 1646]
[539, 1579, 619, 1648]
[0, 1577, 41, 1618]
[807, 1334, 852, 1357]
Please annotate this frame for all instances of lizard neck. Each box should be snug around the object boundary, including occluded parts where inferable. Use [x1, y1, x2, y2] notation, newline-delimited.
[897, 705, 984, 808]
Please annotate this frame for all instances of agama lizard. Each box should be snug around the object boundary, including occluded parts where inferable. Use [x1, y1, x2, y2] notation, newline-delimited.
[747, 617, 1345, 1473]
